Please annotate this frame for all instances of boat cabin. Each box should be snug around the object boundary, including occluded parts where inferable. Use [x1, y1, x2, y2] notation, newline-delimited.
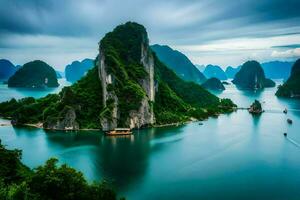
[106, 128, 132, 136]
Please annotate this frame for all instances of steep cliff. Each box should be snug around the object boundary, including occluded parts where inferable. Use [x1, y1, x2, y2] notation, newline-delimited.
[232, 61, 275, 89]
[276, 59, 300, 97]
[98, 22, 155, 130]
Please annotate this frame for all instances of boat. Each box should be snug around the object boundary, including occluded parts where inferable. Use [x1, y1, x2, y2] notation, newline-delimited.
[284, 133, 287, 137]
[199, 122, 203, 125]
[106, 128, 132, 136]
[283, 108, 288, 114]
[287, 119, 293, 124]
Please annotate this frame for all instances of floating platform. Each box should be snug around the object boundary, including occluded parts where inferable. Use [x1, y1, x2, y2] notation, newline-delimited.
[106, 128, 132, 136]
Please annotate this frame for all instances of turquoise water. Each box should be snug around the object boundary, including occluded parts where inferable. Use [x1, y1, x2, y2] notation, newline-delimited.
[1, 81, 300, 199]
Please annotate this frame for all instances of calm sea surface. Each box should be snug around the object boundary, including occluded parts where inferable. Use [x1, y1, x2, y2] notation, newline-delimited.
[1, 80, 300, 200]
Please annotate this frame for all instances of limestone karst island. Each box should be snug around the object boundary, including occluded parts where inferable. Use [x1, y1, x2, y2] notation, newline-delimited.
[0, 1, 300, 200]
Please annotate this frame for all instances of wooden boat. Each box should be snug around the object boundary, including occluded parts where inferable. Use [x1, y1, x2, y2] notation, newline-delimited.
[287, 119, 293, 124]
[283, 108, 288, 114]
[106, 128, 132, 136]
[284, 133, 287, 137]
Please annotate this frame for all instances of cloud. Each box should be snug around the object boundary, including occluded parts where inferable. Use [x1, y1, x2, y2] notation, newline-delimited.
[271, 48, 300, 58]
[0, 0, 300, 68]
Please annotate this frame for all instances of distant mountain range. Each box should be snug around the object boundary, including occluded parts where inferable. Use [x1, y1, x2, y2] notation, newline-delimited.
[151, 44, 206, 84]
[65, 59, 94, 83]
[56, 71, 64, 79]
[203, 65, 227, 80]
[195, 64, 206, 72]
[225, 66, 241, 79]
[0, 59, 19, 80]
[261, 61, 294, 80]
[224, 61, 294, 80]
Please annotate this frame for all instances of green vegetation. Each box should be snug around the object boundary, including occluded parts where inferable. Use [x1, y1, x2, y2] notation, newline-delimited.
[248, 100, 263, 114]
[0, 66, 103, 129]
[153, 54, 235, 124]
[0, 22, 236, 130]
[201, 78, 225, 91]
[8, 60, 59, 88]
[100, 22, 149, 126]
[0, 141, 120, 200]
[276, 59, 300, 98]
[232, 60, 275, 89]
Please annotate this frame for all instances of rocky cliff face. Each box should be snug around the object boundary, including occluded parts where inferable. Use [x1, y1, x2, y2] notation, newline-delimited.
[98, 50, 119, 131]
[44, 107, 79, 130]
[98, 22, 155, 131]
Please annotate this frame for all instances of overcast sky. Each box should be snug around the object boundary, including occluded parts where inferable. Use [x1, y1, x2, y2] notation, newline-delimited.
[0, 0, 300, 70]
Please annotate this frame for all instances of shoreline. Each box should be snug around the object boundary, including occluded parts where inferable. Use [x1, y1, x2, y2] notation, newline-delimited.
[0, 110, 232, 132]
[0, 118, 201, 132]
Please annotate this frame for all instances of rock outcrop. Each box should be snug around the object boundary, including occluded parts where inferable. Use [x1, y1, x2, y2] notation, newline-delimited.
[8, 60, 59, 88]
[248, 100, 263, 114]
[99, 22, 155, 131]
[44, 106, 79, 130]
[202, 78, 225, 90]
[232, 60, 275, 89]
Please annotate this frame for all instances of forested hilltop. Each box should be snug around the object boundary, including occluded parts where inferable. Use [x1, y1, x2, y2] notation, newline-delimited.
[232, 60, 275, 89]
[0, 22, 236, 131]
[8, 60, 59, 88]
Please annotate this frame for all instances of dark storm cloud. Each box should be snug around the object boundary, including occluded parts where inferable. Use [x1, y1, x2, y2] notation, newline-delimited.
[1, 0, 300, 40]
[0, 0, 300, 68]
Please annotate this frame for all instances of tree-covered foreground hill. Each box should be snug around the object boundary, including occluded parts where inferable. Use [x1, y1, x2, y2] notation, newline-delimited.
[0, 141, 121, 200]
[0, 22, 236, 130]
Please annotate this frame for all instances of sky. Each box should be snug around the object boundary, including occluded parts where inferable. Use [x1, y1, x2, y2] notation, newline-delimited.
[0, 0, 300, 70]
